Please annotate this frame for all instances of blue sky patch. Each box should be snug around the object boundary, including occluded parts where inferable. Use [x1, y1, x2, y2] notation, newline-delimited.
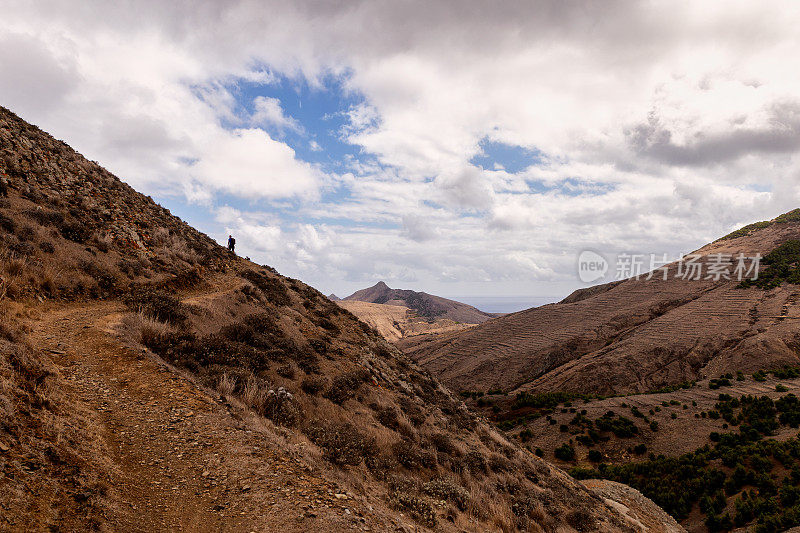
[470, 138, 543, 173]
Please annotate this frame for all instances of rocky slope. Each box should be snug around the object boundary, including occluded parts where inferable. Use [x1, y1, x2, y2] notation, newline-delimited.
[344, 281, 494, 324]
[336, 299, 476, 342]
[401, 216, 800, 396]
[0, 105, 641, 531]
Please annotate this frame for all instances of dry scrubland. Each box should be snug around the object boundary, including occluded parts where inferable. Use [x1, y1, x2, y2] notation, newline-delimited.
[0, 105, 651, 531]
[336, 300, 476, 342]
[403, 215, 800, 398]
[343, 281, 495, 326]
[398, 206, 800, 531]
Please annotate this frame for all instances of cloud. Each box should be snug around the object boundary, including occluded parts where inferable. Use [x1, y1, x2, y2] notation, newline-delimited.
[434, 165, 495, 211]
[626, 100, 800, 166]
[0, 32, 79, 116]
[401, 214, 438, 242]
[2, 0, 800, 299]
[251, 96, 302, 132]
[190, 128, 319, 199]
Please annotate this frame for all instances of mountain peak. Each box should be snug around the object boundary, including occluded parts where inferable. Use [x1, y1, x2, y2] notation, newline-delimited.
[372, 281, 390, 290]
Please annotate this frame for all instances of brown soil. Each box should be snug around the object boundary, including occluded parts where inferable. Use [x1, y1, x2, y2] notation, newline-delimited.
[336, 300, 475, 342]
[343, 281, 495, 325]
[0, 104, 647, 532]
[508, 375, 800, 467]
[402, 220, 800, 397]
[24, 299, 393, 532]
[581, 480, 686, 533]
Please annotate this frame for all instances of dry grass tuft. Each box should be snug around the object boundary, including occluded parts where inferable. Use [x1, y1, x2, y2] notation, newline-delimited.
[217, 373, 236, 397]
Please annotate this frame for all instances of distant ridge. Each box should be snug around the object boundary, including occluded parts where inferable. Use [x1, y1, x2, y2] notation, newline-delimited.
[401, 213, 800, 396]
[343, 281, 494, 324]
[327, 293, 340, 301]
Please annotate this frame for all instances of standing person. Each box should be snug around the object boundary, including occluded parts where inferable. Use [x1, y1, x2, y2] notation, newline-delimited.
[227, 234, 235, 253]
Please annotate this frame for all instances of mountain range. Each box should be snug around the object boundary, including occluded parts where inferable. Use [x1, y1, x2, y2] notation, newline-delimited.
[343, 281, 495, 324]
[400, 214, 800, 396]
[0, 106, 650, 532]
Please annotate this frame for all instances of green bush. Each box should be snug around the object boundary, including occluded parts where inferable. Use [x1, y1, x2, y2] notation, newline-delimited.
[554, 443, 575, 461]
[740, 240, 800, 289]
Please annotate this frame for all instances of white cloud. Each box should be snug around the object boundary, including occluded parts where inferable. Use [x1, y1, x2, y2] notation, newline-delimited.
[251, 96, 302, 132]
[190, 128, 319, 199]
[2, 0, 800, 299]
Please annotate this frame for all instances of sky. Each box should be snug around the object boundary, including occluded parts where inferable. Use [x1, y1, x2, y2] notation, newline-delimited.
[2, 1, 800, 309]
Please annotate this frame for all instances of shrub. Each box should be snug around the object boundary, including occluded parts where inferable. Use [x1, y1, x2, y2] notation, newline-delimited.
[59, 220, 92, 243]
[588, 450, 603, 462]
[398, 396, 426, 427]
[325, 369, 370, 404]
[488, 453, 511, 473]
[596, 412, 639, 438]
[463, 450, 488, 475]
[394, 440, 435, 470]
[566, 509, 596, 531]
[125, 288, 187, 324]
[240, 269, 291, 306]
[554, 444, 575, 461]
[422, 479, 469, 510]
[276, 363, 295, 378]
[263, 387, 301, 426]
[772, 366, 800, 379]
[300, 375, 326, 395]
[376, 406, 401, 430]
[710, 377, 731, 390]
[391, 492, 436, 528]
[304, 420, 375, 466]
[0, 213, 15, 233]
[428, 433, 460, 456]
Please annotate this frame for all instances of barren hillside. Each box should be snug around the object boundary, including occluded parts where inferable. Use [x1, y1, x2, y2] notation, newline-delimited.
[0, 106, 643, 532]
[336, 300, 475, 341]
[402, 217, 800, 396]
[344, 281, 495, 325]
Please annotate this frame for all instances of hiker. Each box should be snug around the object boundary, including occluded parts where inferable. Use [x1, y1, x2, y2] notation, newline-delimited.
[227, 234, 236, 253]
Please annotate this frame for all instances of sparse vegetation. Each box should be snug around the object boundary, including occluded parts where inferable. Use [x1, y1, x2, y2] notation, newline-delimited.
[572, 392, 800, 531]
[718, 220, 773, 241]
[740, 240, 800, 289]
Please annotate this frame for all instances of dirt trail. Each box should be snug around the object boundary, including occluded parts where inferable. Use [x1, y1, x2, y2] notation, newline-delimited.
[28, 301, 380, 532]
